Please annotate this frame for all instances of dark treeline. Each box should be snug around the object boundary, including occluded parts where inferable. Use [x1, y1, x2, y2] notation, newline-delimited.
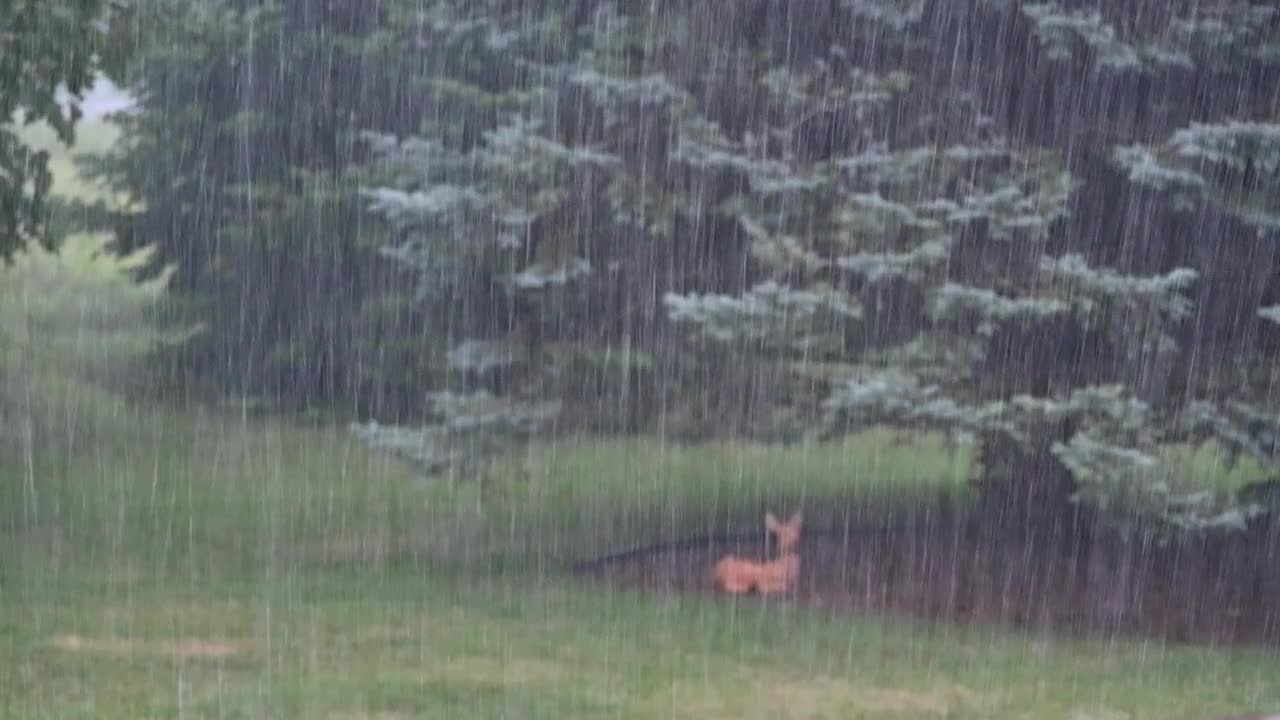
[69, 0, 1280, 534]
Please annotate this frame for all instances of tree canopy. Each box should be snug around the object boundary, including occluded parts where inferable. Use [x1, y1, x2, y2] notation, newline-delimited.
[96, 0, 1280, 535]
[0, 0, 130, 260]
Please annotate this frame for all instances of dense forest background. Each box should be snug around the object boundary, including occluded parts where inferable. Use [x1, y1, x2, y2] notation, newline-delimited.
[5, 0, 1280, 539]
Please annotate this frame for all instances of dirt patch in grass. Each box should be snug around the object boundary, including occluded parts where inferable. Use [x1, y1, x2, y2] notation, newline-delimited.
[580, 515, 1280, 647]
[50, 633, 244, 660]
[663, 676, 991, 718]
[438, 656, 570, 686]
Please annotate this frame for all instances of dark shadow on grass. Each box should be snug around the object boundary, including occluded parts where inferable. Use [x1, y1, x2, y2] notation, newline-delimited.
[574, 495, 1280, 649]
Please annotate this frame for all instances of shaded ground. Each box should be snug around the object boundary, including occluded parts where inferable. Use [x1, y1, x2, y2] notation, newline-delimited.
[579, 514, 1280, 647]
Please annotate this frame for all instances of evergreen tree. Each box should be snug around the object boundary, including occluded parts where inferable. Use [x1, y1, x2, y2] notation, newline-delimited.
[353, 2, 652, 474]
[86, 0, 430, 410]
[351, 1, 1280, 531]
[98, 0, 1279, 532]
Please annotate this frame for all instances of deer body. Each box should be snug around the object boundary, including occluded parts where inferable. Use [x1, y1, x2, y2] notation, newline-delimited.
[713, 511, 802, 596]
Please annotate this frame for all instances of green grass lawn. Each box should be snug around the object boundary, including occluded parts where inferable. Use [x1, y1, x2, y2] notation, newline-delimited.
[6, 570, 1278, 719]
[2, 396, 1278, 719]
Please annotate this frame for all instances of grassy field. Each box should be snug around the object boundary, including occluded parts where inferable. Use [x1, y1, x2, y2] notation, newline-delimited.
[4, 107, 1278, 719]
[2, 396, 1279, 720]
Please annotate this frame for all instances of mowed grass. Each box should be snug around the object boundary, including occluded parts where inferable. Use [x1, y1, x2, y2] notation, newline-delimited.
[6, 570, 1279, 720]
[3, 397, 1279, 719]
[2, 387, 974, 583]
[465, 428, 975, 569]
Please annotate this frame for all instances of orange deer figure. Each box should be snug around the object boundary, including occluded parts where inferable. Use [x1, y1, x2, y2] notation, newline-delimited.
[713, 511, 803, 595]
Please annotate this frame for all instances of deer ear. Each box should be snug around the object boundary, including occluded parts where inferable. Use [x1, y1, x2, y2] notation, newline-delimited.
[789, 511, 803, 526]
[765, 512, 780, 529]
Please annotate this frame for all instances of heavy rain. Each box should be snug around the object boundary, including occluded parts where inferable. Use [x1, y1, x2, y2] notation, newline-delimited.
[2, 1, 1279, 718]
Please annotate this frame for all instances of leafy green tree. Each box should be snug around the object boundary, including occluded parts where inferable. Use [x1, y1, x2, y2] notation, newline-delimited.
[0, 0, 130, 259]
